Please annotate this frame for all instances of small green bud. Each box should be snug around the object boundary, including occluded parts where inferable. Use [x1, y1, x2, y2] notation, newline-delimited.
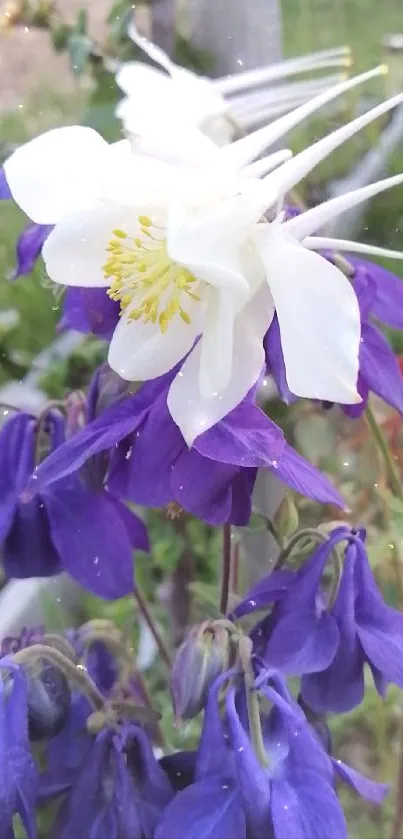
[170, 621, 231, 721]
[273, 494, 299, 540]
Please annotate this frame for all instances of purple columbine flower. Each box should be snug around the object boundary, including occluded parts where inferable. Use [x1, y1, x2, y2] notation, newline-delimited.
[0, 385, 148, 599]
[57, 287, 119, 339]
[155, 671, 386, 839]
[0, 167, 12, 199]
[23, 367, 345, 527]
[0, 658, 39, 838]
[234, 527, 403, 713]
[265, 255, 403, 416]
[52, 723, 174, 839]
[302, 528, 403, 712]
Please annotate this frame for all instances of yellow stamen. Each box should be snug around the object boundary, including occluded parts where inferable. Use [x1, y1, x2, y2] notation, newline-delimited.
[104, 217, 200, 332]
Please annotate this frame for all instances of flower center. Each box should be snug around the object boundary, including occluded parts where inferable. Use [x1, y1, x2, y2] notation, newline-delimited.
[103, 216, 200, 333]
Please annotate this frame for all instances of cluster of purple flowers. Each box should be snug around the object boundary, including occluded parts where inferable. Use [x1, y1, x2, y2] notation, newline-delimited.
[1, 167, 403, 836]
[2, 525, 400, 839]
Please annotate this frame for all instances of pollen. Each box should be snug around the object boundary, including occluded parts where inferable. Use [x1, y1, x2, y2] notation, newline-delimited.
[104, 217, 200, 332]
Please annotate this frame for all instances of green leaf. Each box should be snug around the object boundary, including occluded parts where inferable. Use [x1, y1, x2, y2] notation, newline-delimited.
[75, 7, 88, 35]
[68, 32, 93, 76]
[51, 23, 72, 53]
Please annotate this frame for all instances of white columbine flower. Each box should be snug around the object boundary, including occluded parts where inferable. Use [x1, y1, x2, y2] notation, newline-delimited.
[5, 70, 403, 444]
[116, 24, 352, 145]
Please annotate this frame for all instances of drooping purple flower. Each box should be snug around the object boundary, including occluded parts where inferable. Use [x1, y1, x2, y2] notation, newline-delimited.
[58, 287, 119, 339]
[0, 395, 148, 599]
[24, 367, 345, 528]
[52, 723, 174, 839]
[234, 527, 403, 713]
[302, 528, 403, 712]
[155, 671, 386, 839]
[265, 255, 403, 416]
[0, 659, 39, 839]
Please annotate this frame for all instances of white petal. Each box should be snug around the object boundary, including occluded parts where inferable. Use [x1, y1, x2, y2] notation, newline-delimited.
[167, 283, 274, 445]
[4, 126, 109, 224]
[241, 150, 293, 180]
[283, 174, 403, 240]
[108, 307, 200, 381]
[215, 46, 351, 95]
[42, 204, 142, 287]
[303, 236, 403, 261]
[199, 288, 235, 398]
[116, 61, 171, 98]
[167, 195, 259, 302]
[266, 87, 403, 198]
[253, 226, 361, 403]
[128, 20, 174, 75]
[218, 67, 385, 173]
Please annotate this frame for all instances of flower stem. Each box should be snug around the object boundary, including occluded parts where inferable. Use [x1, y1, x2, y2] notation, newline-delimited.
[13, 644, 105, 710]
[365, 404, 403, 500]
[220, 524, 232, 615]
[133, 584, 172, 669]
[239, 638, 268, 768]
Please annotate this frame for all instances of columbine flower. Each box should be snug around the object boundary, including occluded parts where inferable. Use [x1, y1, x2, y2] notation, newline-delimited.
[0, 389, 148, 599]
[51, 723, 173, 838]
[155, 671, 386, 839]
[0, 659, 39, 838]
[234, 527, 403, 713]
[266, 249, 403, 416]
[117, 24, 352, 145]
[23, 366, 345, 527]
[302, 528, 403, 712]
[5, 69, 403, 442]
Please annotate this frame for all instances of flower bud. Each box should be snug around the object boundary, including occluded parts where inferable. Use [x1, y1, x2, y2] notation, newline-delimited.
[24, 659, 71, 741]
[273, 494, 299, 540]
[170, 622, 231, 720]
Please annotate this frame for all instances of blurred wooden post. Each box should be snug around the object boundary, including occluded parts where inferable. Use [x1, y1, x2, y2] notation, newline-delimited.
[183, 0, 283, 76]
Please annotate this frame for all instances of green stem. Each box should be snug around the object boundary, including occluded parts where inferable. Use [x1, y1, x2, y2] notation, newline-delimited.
[239, 638, 268, 768]
[365, 404, 403, 500]
[133, 584, 172, 669]
[13, 644, 105, 710]
[220, 524, 232, 615]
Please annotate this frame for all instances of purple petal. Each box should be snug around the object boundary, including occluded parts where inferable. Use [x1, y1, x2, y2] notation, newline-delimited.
[11, 223, 53, 280]
[171, 449, 235, 525]
[0, 413, 36, 541]
[111, 397, 183, 507]
[332, 758, 389, 804]
[226, 687, 270, 838]
[273, 443, 346, 508]
[45, 481, 135, 598]
[231, 569, 294, 619]
[302, 548, 365, 713]
[51, 732, 112, 838]
[154, 777, 246, 839]
[24, 388, 159, 495]
[58, 288, 119, 339]
[264, 315, 297, 404]
[359, 323, 403, 414]
[3, 497, 61, 579]
[106, 494, 149, 553]
[196, 673, 235, 781]
[0, 168, 11, 199]
[265, 609, 339, 675]
[271, 770, 347, 839]
[228, 469, 256, 525]
[348, 257, 403, 329]
[194, 401, 285, 467]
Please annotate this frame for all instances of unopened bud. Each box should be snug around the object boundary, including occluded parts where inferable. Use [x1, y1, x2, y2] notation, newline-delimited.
[273, 495, 299, 541]
[170, 622, 231, 720]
